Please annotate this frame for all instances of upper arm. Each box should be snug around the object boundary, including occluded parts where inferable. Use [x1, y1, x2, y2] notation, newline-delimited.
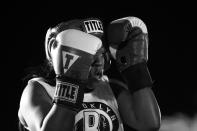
[109, 78, 137, 126]
[111, 81, 139, 129]
[18, 80, 52, 131]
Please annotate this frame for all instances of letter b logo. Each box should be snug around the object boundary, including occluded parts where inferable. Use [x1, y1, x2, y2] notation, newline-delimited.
[84, 111, 100, 131]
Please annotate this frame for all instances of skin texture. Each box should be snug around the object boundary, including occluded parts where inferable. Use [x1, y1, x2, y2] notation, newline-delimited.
[18, 32, 160, 131]
[18, 54, 161, 131]
[18, 54, 106, 131]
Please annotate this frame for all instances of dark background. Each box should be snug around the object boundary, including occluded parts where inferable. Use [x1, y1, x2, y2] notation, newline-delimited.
[2, 1, 195, 130]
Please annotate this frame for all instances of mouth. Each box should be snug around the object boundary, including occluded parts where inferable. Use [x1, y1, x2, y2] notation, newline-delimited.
[93, 64, 103, 68]
[89, 65, 103, 80]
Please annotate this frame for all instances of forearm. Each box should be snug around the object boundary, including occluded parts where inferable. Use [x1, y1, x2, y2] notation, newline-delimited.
[132, 87, 161, 131]
[41, 104, 76, 131]
[39, 76, 84, 131]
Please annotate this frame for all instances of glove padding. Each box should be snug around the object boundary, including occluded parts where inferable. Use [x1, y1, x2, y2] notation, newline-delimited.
[107, 17, 153, 93]
[51, 29, 102, 80]
[108, 17, 148, 71]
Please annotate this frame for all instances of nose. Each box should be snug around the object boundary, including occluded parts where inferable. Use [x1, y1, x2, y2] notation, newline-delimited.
[92, 54, 104, 67]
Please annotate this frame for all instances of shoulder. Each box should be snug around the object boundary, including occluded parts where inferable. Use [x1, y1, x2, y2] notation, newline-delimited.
[20, 77, 53, 104]
[19, 77, 53, 115]
[19, 78, 46, 107]
[18, 77, 54, 130]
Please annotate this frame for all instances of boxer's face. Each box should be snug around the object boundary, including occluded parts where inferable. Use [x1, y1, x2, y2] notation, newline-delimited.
[89, 50, 105, 81]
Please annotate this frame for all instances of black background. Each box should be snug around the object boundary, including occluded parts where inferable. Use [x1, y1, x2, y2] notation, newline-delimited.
[2, 1, 195, 130]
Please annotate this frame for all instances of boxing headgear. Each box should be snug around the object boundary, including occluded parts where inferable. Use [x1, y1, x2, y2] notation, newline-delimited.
[45, 18, 111, 71]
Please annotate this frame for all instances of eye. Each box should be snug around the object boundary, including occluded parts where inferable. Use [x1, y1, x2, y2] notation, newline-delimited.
[51, 39, 58, 50]
[91, 54, 104, 66]
[48, 38, 58, 57]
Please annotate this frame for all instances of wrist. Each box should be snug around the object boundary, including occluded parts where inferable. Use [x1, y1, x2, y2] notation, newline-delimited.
[53, 76, 85, 112]
[121, 62, 153, 93]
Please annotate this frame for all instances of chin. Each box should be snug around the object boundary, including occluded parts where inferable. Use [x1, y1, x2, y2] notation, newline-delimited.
[90, 75, 102, 81]
[89, 66, 103, 81]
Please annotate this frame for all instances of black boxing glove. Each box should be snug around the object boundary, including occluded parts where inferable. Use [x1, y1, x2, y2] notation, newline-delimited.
[107, 16, 153, 93]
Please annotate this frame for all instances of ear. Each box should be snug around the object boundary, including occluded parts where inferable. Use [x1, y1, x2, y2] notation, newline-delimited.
[45, 27, 58, 60]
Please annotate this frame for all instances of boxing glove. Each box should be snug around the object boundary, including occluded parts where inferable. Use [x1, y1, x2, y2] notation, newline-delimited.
[46, 19, 103, 111]
[107, 16, 153, 93]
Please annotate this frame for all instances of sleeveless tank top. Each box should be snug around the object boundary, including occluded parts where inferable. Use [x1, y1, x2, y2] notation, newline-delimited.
[31, 77, 124, 131]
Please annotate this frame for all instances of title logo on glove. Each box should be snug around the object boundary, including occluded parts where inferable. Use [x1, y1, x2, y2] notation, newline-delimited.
[55, 81, 79, 103]
[83, 20, 103, 34]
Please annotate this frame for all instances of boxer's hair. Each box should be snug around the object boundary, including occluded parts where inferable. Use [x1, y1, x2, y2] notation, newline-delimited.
[22, 60, 56, 86]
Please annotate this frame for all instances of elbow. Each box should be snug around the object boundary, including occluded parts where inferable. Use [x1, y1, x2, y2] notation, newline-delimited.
[141, 115, 161, 131]
[154, 116, 161, 130]
[147, 121, 161, 131]
[140, 123, 161, 131]
[144, 108, 161, 131]
[141, 88, 161, 131]
[137, 122, 161, 131]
